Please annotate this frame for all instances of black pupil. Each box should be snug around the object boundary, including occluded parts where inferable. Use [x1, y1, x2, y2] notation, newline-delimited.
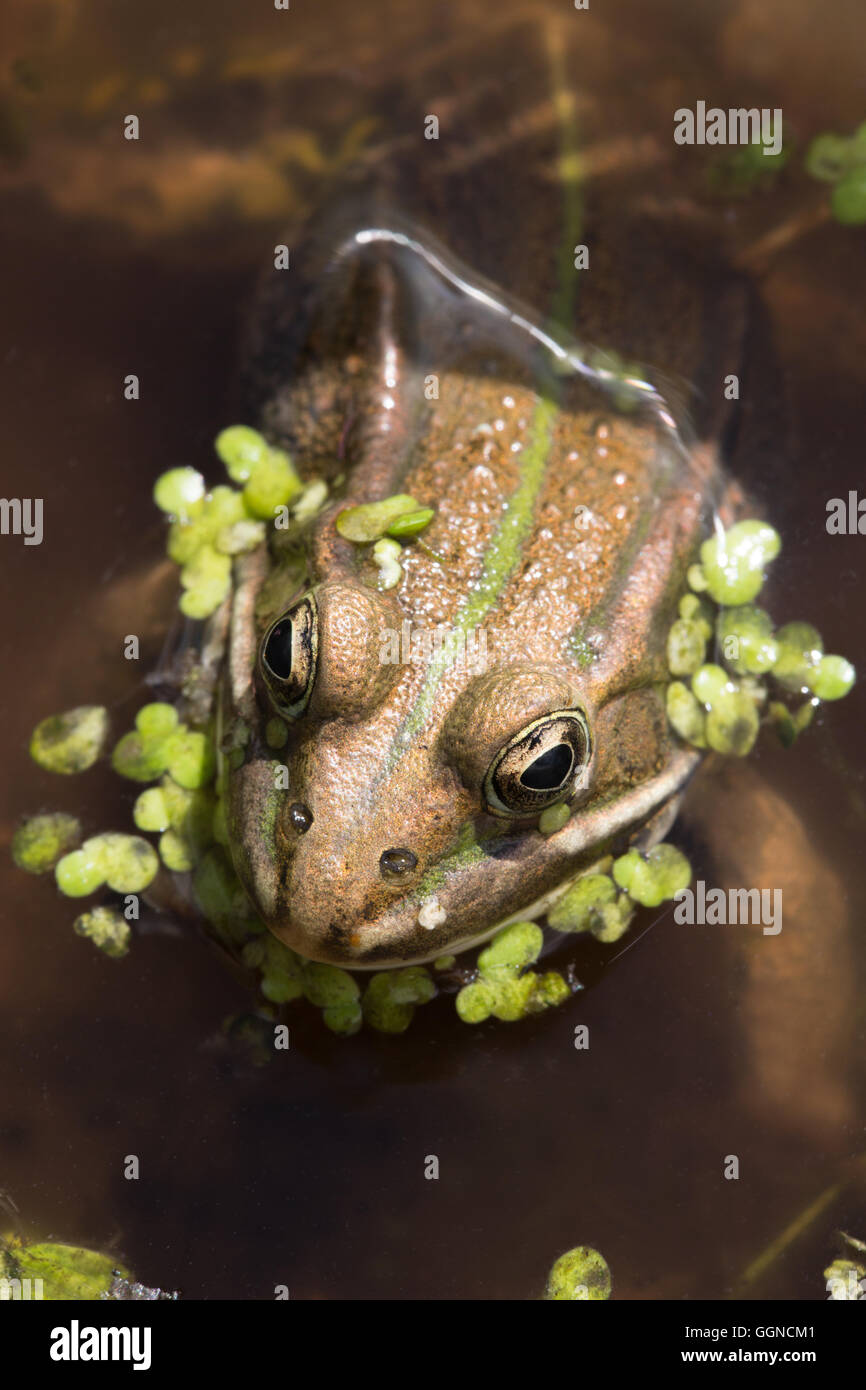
[264, 621, 294, 681]
[520, 742, 574, 790]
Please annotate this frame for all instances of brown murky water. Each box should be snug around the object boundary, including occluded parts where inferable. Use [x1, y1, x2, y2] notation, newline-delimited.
[1, 0, 864, 1299]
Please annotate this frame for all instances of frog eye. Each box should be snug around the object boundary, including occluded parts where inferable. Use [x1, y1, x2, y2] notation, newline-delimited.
[483, 709, 591, 817]
[259, 594, 318, 718]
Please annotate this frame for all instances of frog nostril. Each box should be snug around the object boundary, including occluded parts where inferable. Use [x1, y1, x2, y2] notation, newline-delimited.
[288, 802, 313, 833]
[379, 847, 418, 879]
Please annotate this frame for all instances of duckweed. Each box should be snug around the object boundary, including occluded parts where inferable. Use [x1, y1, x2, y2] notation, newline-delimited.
[362, 966, 436, 1033]
[302, 961, 361, 1009]
[687, 562, 709, 592]
[179, 546, 232, 619]
[716, 604, 778, 675]
[433, 955, 456, 971]
[385, 507, 435, 539]
[112, 704, 176, 782]
[153, 466, 205, 518]
[678, 591, 714, 638]
[29, 705, 109, 775]
[111, 733, 167, 783]
[215, 424, 271, 483]
[539, 801, 570, 835]
[692, 662, 734, 706]
[667, 539, 854, 756]
[808, 653, 855, 701]
[265, 717, 288, 749]
[705, 694, 761, 757]
[168, 486, 245, 567]
[666, 617, 707, 676]
[547, 872, 634, 943]
[699, 520, 781, 605]
[161, 778, 215, 848]
[455, 978, 497, 1023]
[155, 426, 305, 620]
[242, 934, 305, 1004]
[768, 699, 814, 747]
[73, 906, 131, 959]
[12, 812, 81, 874]
[1, 1236, 129, 1301]
[372, 536, 403, 590]
[481, 972, 539, 1022]
[132, 786, 170, 833]
[534, 972, 572, 1009]
[164, 728, 215, 789]
[545, 1246, 611, 1301]
[772, 621, 823, 691]
[94, 833, 159, 893]
[193, 847, 260, 950]
[214, 518, 266, 555]
[55, 833, 158, 898]
[805, 125, 866, 182]
[689, 661, 763, 756]
[242, 447, 303, 518]
[291, 478, 329, 523]
[335, 493, 419, 543]
[455, 920, 570, 1024]
[54, 846, 107, 897]
[477, 920, 543, 974]
[322, 999, 364, 1035]
[804, 122, 866, 224]
[135, 702, 178, 741]
[665, 681, 707, 748]
[830, 167, 866, 225]
[824, 1258, 866, 1300]
[159, 829, 193, 872]
[612, 844, 691, 908]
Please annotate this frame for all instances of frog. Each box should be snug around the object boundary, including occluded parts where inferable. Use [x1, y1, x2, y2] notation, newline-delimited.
[218, 213, 738, 970]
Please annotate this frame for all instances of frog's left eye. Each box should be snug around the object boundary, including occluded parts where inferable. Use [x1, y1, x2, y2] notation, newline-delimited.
[259, 594, 318, 718]
[483, 709, 591, 817]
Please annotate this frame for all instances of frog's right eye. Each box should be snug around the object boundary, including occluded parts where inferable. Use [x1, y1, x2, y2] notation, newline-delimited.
[483, 708, 592, 817]
[260, 594, 318, 718]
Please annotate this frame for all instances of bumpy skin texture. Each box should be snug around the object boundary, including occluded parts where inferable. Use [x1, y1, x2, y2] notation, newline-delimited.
[222, 18, 746, 967]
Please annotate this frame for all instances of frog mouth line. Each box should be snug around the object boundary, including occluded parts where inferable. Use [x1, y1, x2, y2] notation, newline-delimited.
[338, 744, 702, 968]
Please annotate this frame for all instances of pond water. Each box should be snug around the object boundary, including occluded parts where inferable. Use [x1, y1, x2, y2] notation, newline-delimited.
[0, 0, 864, 1299]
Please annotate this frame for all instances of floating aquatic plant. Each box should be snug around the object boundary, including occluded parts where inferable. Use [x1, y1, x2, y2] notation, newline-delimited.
[12, 812, 81, 875]
[29, 705, 109, 775]
[544, 1245, 611, 1301]
[665, 519, 854, 758]
[456, 920, 572, 1024]
[0, 1233, 176, 1301]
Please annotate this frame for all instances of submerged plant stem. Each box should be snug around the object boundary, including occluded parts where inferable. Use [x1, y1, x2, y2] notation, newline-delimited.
[734, 1153, 866, 1294]
[735, 202, 830, 275]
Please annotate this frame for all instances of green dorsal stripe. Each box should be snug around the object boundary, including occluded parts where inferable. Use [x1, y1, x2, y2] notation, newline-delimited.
[387, 394, 559, 769]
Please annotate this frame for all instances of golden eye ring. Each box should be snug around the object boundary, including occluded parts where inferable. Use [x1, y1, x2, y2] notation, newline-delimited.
[483, 709, 591, 817]
[259, 593, 318, 719]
